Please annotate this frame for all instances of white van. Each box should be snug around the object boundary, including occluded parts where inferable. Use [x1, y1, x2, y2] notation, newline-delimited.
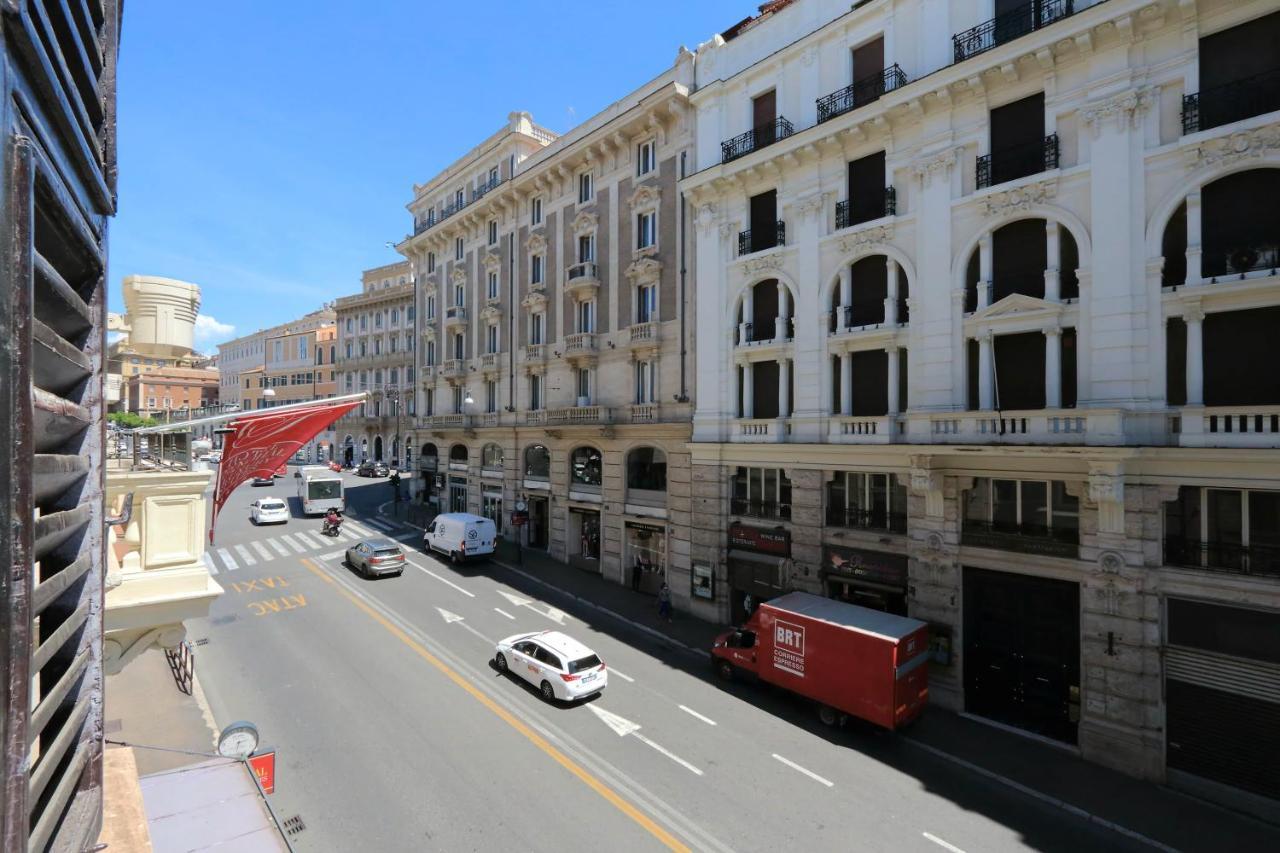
[423, 513, 497, 563]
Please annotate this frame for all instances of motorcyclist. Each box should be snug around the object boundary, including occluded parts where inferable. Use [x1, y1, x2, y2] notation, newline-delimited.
[323, 508, 342, 534]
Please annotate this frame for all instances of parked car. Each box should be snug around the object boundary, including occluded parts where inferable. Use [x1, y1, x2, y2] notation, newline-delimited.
[423, 512, 497, 563]
[356, 461, 389, 477]
[251, 475, 274, 486]
[494, 631, 607, 703]
[344, 538, 406, 578]
[250, 498, 289, 525]
[206, 451, 222, 464]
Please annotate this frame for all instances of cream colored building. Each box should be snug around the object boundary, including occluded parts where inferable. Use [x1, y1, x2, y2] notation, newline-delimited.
[396, 57, 698, 602]
[333, 261, 417, 466]
[216, 306, 335, 411]
[107, 275, 209, 409]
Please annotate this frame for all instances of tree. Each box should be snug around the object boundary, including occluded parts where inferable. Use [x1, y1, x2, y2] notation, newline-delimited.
[107, 411, 157, 429]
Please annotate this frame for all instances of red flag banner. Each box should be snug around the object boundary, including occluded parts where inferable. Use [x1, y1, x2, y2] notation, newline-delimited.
[211, 399, 361, 542]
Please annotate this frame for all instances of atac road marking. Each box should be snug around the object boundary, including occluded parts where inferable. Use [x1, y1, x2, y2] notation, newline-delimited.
[233, 543, 257, 567]
[250, 540, 274, 561]
[771, 754, 834, 788]
[215, 548, 239, 571]
[298, 557, 691, 853]
[922, 832, 966, 853]
[678, 705, 716, 726]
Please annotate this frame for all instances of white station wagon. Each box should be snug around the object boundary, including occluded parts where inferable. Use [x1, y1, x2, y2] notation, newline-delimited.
[494, 631, 607, 702]
[250, 498, 289, 525]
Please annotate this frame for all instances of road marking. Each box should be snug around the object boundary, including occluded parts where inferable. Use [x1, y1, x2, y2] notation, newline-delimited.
[345, 520, 375, 537]
[267, 538, 290, 557]
[494, 608, 516, 620]
[678, 705, 716, 726]
[215, 548, 239, 571]
[367, 519, 393, 531]
[607, 667, 634, 683]
[296, 531, 327, 549]
[436, 608, 494, 644]
[298, 557, 690, 853]
[233, 543, 257, 566]
[250, 541, 273, 561]
[202, 552, 218, 575]
[406, 557, 475, 597]
[771, 754, 833, 788]
[587, 706, 702, 776]
[922, 832, 966, 853]
[319, 550, 345, 560]
[279, 534, 307, 554]
[498, 589, 568, 624]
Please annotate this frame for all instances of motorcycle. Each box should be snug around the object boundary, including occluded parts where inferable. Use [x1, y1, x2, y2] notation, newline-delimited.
[321, 514, 343, 536]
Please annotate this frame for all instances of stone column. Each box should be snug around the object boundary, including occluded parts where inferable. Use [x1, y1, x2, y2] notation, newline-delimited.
[1045, 221, 1061, 302]
[839, 264, 852, 331]
[1185, 191, 1202, 286]
[885, 258, 899, 326]
[841, 351, 853, 416]
[1185, 306, 1204, 406]
[978, 234, 992, 309]
[731, 361, 741, 418]
[740, 285, 754, 344]
[778, 358, 791, 419]
[978, 333, 994, 410]
[1044, 327, 1062, 409]
[887, 346, 900, 414]
[743, 361, 755, 418]
[775, 281, 790, 341]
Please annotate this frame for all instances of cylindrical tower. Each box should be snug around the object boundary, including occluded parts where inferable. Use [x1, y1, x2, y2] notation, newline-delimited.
[120, 274, 201, 357]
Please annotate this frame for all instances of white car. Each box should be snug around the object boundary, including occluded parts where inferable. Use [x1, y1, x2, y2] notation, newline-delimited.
[206, 451, 222, 464]
[250, 498, 289, 525]
[494, 631, 607, 702]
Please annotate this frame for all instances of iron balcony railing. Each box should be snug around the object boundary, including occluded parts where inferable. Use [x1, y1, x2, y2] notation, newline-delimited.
[835, 186, 897, 230]
[1205, 243, 1280, 280]
[976, 133, 1059, 189]
[1182, 67, 1280, 135]
[961, 520, 1079, 558]
[817, 64, 909, 123]
[953, 0, 1074, 64]
[841, 298, 906, 329]
[721, 117, 796, 163]
[1164, 538, 1280, 579]
[730, 498, 792, 521]
[826, 507, 907, 534]
[567, 261, 599, 281]
[737, 318, 796, 344]
[738, 221, 786, 256]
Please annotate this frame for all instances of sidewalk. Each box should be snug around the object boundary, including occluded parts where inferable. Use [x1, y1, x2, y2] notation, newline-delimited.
[374, 502, 1280, 850]
[104, 647, 219, 775]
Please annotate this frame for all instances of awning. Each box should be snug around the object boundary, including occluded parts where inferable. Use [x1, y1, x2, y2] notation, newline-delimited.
[139, 758, 289, 851]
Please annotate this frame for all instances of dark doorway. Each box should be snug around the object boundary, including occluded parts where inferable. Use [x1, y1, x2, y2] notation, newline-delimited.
[848, 256, 888, 326]
[1201, 170, 1280, 278]
[1204, 307, 1280, 406]
[753, 89, 776, 141]
[527, 496, 549, 550]
[1167, 318, 1187, 406]
[964, 567, 1081, 743]
[995, 332, 1045, 411]
[993, 219, 1047, 301]
[850, 350, 888, 416]
[751, 361, 781, 420]
[989, 93, 1045, 185]
[1197, 11, 1280, 132]
[751, 278, 779, 341]
[748, 191, 779, 252]
[846, 151, 887, 227]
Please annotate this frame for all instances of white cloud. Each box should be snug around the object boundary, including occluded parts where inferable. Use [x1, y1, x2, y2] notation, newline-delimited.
[193, 314, 236, 350]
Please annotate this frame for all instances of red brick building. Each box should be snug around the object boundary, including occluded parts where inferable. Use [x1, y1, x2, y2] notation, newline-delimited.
[125, 367, 219, 418]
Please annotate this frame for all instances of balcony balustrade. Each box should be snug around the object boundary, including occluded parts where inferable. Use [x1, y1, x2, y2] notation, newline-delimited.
[629, 403, 660, 423]
[961, 520, 1078, 558]
[976, 134, 1059, 189]
[1171, 405, 1280, 448]
[444, 305, 467, 328]
[826, 507, 907, 534]
[566, 262, 600, 298]
[721, 117, 795, 164]
[735, 318, 794, 346]
[440, 358, 465, 378]
[835, 187, 896, 230]
[922, 409, 1111, 445]
[629, 321, 660, 346]
[828, 415, 899, 444]
[564, 332, 597, 356]
[817, 65, 908, 123]
[547, 406, 612, 425]
[1182, 68, 1280, 135]
[426, 413, 467, 428]
[730, 498, 792, 521]
[480, 352, 500, 372]
[736, 418, 790, 443]
[523, 410, 547, 426]
[1164, 538, 1280, 579]
[524, 343, 547, 362]
[738, 221, 786, 256]
[952, 0, 1074, 63]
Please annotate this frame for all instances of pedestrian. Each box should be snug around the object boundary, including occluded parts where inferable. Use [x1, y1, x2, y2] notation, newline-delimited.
[657, 582, 672, 623]
[631, 556, 643, 592]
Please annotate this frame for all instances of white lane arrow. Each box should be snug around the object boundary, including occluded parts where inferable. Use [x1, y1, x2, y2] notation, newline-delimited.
[586, 705, 703, 776]
[435, 607, 493, 644]
[497, 589, 567, 625]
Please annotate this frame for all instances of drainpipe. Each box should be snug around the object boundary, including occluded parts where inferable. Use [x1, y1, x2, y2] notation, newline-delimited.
[508, 230, 516, 412]
[677, 151, 689, 403]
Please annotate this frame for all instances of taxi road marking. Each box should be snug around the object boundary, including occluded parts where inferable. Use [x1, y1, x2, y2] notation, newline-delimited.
[230, 577, 291, 595]
[299, 557, 689, 853]
[247, 594, 307, 617]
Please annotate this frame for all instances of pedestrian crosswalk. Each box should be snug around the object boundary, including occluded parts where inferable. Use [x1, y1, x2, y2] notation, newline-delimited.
[203, 518, 393, 574]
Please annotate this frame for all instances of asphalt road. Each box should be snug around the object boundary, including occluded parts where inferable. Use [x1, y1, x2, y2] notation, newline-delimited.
[189, 469, 1152, 853]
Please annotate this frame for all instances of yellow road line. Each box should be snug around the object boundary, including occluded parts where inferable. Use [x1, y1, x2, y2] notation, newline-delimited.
[300, 558, 689, 852]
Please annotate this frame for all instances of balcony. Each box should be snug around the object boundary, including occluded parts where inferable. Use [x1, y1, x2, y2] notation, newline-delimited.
[629, 321, 660, 351]
[1202, 242, 1280, 282]
[922, 409, 1106, 445]
[1171, 406, 1280, 448]
[730, 497, 792, 521]
[104, 470, 223, 674]
[477, 412, 501, 428]
[738, 221, 786, 256]
[426, 414, 467, 429]
[721, 117, 795, 164]
[440, 358, 465, 379]
[629, 403, 660, 423]
[826, 507, 907, 534]
[961, 520, 1078, 559]
[547, 406, 612, 426]
[976, 134, 1059, 189]
[419, 365, 436, 383]
[480, 352, 501, 373]
[523, 342, 547, 363]
[1182, 68, 1280, 135]
[564, 332, 597, 357]
[836, 187, 896, 230]
[1164, 538, 1280, 579]
[566, 262, 600, 298]
[736, 418, 791, 443]
[523, 410, 547, 426]
[735, 318, 794, 346]
[952, 0, 1074, 64]
[444, 305, 467, 329]
[817, 65, 908, 123]
[828, 415, 900, 444]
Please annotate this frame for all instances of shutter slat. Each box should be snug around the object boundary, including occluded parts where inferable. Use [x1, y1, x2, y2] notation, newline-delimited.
[1166, 645, 1280, 704]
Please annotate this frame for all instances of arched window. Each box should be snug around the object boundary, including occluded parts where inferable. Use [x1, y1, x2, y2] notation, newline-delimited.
[420, 443, 438, 471]
[524, 444, 550, 480]
[571, 446, 602, 487]
[964, 219, 1080, 312]
[449, 444, 468, 464]
[329, 345, 335, 364]
[482, 443, 504, 471]
[627, 447, 666, 491]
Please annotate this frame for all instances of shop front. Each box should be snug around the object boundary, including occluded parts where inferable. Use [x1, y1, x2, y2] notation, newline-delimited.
[625, 521, 666, 595]
[448, 475, 468, 513]
[821, 543, 908, 616]
[569, 507, 601, 572]
[727, 522, 789, 624]
[482, 487, 503, 536]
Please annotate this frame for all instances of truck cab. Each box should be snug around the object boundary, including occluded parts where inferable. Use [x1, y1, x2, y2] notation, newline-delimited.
[713, 626, 760, 678]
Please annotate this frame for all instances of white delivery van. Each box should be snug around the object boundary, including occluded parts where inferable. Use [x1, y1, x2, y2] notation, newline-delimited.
[423, 513, 497, 563]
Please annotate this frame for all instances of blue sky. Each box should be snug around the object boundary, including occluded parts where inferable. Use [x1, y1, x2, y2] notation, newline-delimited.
[109, 1, 741, 353]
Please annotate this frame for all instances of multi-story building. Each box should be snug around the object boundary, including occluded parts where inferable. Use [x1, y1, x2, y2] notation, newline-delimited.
[216, 305, 335, 411]
[396, 58, 697, 597]
[681, 0, 1280, 817]
[333, 261, 418, 466]
[124, 367, 220, 418]
[260, 323, 339, 462]
[106, 275, 213, 410]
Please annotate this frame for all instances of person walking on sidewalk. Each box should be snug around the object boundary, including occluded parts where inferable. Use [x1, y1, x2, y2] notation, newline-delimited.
[657, 583, 672, 623]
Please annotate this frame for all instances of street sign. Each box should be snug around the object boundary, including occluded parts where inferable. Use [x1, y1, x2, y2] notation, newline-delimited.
[248, 749, 276, 795]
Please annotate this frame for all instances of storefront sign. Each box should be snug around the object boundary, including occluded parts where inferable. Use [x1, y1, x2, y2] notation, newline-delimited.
[728, 522, 790, 557]
[248, 750, 276, 795]
[691, 561, 714, 600]
[822, 544, 908, 589]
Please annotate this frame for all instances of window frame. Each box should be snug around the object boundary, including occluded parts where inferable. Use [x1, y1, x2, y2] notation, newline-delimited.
[637, 138, 656, 176]
[578, 171, 594, 204]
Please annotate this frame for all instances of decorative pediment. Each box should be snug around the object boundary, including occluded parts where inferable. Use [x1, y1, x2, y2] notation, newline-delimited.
[572, 210, 598, 237]
[480, 303, 502, 321]
[483, 251, 501, 272]
[972, 292, 1061, 321]
[527, 232, 547, 254]
[980, 179, 1058, 217]
[838, 224, 893, 255]
[450, 266, 467, 286]
[624, 256, 662, 284]
[629, 182, 661, 213]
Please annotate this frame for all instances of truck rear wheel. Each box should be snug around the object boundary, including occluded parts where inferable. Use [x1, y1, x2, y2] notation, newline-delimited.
[715, 660, 734, 682]
[817, 704, 839, 727]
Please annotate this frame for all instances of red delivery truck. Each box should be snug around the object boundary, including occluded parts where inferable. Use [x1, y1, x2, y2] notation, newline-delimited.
[711, 591, 930, 730]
